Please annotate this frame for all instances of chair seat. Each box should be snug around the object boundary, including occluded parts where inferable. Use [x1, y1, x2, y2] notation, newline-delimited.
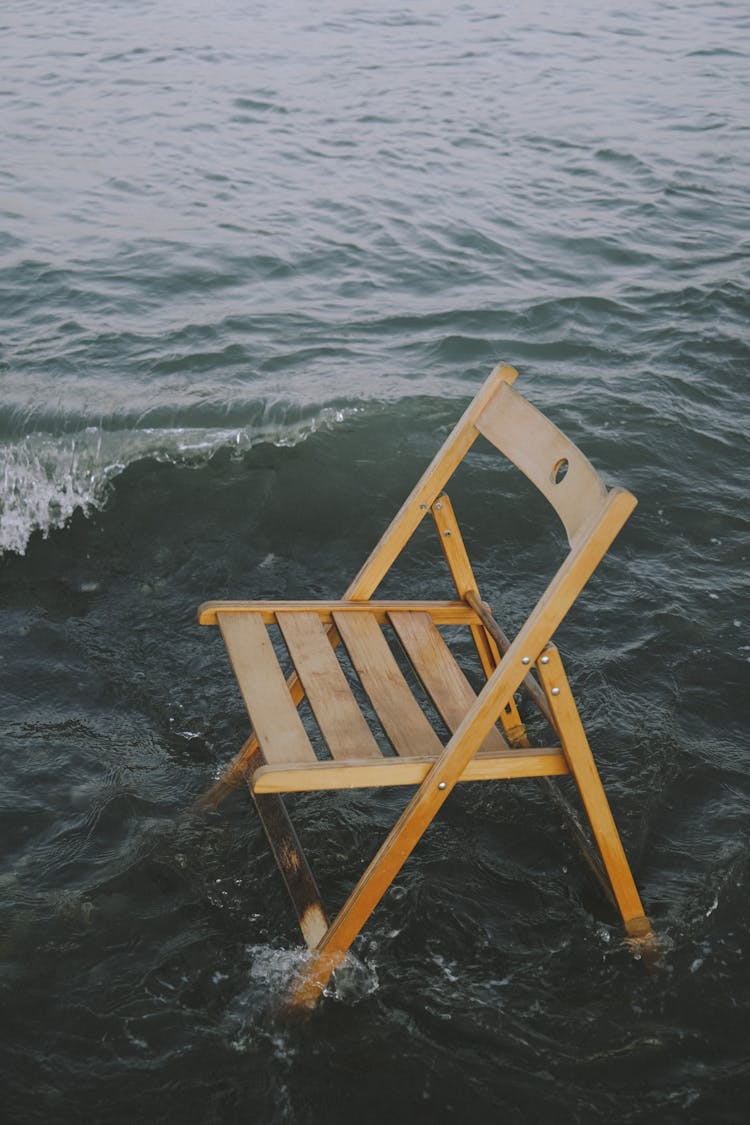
[216, 605, 569, 793]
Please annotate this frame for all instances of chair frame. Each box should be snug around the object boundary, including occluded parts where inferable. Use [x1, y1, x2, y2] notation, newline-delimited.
[196, 364, 654, 1010]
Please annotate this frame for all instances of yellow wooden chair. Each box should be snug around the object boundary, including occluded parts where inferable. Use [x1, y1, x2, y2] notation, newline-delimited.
[196, 364, 654, 1010]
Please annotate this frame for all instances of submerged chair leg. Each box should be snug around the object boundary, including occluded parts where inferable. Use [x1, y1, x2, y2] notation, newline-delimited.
[242, 745, 329, 951]
[535, 644, 655, 947]
[283, 761, 470, 1011]
[195, 680, 309, 812]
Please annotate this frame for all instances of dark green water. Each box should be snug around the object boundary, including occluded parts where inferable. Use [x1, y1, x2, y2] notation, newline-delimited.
[1, 2, 748, 1121]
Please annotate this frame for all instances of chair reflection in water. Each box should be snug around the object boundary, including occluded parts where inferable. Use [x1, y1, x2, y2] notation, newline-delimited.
[197, 364, 653, 1010]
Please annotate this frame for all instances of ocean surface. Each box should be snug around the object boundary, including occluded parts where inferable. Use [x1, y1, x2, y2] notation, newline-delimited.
[1, 1, 748, 1121]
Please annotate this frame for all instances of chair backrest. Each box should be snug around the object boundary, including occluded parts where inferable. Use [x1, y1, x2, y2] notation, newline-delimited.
[345, 364, 635, 607]
[475, 380, 608, 547]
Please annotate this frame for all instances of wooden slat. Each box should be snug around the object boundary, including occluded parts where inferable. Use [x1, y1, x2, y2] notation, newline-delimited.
[277, 612, 381, 761]
[332, 611, 444, 760]
[217, 612, 317, 766]
[199, 599, 481, 626]
[253, 747, 568, 793]
[388, 611, 508, 754]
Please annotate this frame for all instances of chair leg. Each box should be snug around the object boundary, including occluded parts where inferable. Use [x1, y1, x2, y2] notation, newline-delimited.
[243, 745, 329, 951]
[431, 495, 528, 745]
[283, 765, 461, 1011]
[535, 645, 654, 944]
[195, 674, 311, 812]
[193, 731, 259, 811]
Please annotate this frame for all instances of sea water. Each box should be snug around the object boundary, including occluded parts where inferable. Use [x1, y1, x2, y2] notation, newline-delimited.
[1, 2, 748, 1121]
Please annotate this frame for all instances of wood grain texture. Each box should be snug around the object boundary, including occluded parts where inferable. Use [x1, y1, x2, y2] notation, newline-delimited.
[253, 747, 568, 793]
[476, 382, 611, 546]
[332, 611, 444, 760]
[277, 611, 381, 761]
[388, 610, 508, 753]
[218, 612, 316, 766]
[199, 599, 482, 626]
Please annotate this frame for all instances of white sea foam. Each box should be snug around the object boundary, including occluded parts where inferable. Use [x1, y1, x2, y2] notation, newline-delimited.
[0, 408, 356, 556]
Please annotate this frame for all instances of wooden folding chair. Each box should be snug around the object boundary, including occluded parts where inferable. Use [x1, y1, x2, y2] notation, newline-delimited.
[196, 363, 654, 1010]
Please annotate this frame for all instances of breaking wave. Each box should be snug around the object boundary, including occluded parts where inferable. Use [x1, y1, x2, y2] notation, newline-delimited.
[0, 405, 356, 556]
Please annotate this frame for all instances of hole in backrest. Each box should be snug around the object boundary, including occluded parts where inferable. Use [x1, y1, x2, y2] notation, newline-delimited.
[552, 457, 569, 485]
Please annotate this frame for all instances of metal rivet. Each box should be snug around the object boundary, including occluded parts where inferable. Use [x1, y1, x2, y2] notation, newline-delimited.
[435, 502, 442, 510]
[419, 503, 427, 511]
[551, 687, 560, 696]
[540, 655, 550, 665]
[444, 530, 451, 537]
[521, 656, 530, 665]
[438, 781, 447, 790]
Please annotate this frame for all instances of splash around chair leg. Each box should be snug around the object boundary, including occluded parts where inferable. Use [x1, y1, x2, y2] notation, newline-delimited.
[624, 912, 662, 967]
[276, 947, 345, 1019]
